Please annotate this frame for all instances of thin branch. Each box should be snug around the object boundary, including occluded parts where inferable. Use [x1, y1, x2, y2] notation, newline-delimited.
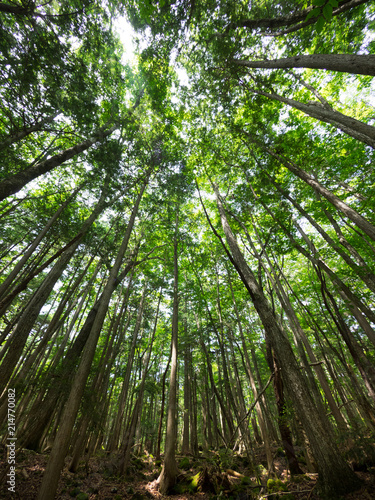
[227, 371, 275, 447]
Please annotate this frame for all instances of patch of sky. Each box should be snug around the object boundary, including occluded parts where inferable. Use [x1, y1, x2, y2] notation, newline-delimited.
[113, 16, 137, 64]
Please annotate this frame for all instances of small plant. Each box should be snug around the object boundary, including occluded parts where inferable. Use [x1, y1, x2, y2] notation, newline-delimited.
[240, 476, 253, 485]
[340, 431, 375, 471]
[291, 474, 305, 483]
[267, 478, 288, 493]
[189, 471, 200, 492]
[76, 494, 89, 500]
[179, 456, 190, 469]
[218, 448, 235, 469]
[69, 487, 80, 497]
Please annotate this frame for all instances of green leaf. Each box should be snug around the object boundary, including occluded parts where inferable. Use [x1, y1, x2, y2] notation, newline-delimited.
[329, 0, 339, 7]
[312, 0, 326, 5]
[323, 4, 333, 21]
[306, 7, 321, 21]
[316, 16, 326, 33]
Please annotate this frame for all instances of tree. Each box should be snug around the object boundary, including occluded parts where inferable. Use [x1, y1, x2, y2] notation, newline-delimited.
[211, 182, 361, 497]
[1, 1, 374, 499]
[157, 209, 180, 494]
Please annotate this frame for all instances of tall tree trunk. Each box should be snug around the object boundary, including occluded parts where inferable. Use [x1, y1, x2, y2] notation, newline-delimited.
[238, 216, 349, 432]
[107, 286, 147, 452]
[228, 268, 275, 469]
[267, 346, 304, 475]
[232, 54, 375, 76]
[0, 182, 110, 393]
[37, 178, 149, 500]
[244, 87, 375, 148]
[155, 352, 171, 460]
[209, 182, 361, 498]
[0, 122, 117, 201]
[118, 290, 161, 473]
[249, 189, 375, 326]
[191, 372, 199, 455]
[0, 113, 59, 149]
[244, 134, 375, 241]
[181, 338, 191, 455]
[222, 0, 368, 35]
[157, 211, 180, 494]
[263, 172, 375, 295]
[0, 187, 79, 300]
[317, 268, 375, 402]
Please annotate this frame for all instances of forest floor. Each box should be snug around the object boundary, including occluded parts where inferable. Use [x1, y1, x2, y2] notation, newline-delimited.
[1, 444, 375, 500]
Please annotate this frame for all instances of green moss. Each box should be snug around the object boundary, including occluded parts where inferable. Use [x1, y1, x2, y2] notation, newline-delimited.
[76, 494, 89, 500]
[179, 456, 190, 470]
[170, 482, 188, 494]
[241, 476, 253, 485]
[190, 471, 200, 491]
[267, 478, 288, 493]
[131, 494, 145, 500]
[131, 457, 144, 470]
[291, 474, 305, 483]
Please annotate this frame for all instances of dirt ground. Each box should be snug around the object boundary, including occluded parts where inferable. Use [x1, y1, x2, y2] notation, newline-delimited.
[1, 445, 375, 499]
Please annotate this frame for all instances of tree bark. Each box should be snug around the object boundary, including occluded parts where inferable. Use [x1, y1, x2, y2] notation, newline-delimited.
[0, 123, 117, 201]
[0, 113, 59, 149]
[0, 187, 82, 299]
[232, 54, 375, 76]
[158, 210, 180, 494]
[244, 89, 375, 149]
[222, 0, 368, 35]
[37, 179, 148, 500]
[210, 182, 361, 498]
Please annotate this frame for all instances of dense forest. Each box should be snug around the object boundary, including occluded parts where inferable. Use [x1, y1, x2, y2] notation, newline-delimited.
[1, 1, 375, 499]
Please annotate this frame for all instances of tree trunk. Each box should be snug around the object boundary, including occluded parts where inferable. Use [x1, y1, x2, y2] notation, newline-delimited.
[107, 287, 147, 452]
[181, 339, 191, 455]
[118, 290, 160, 473]
[268, 347, 304, 475]
[222, 0, 367, 35]
[0, 183, 110, 393]
[155, 352, 171, 460]
[0, 122, 117, 201]
[211, 183, 361, 498]
[232, 54, 375, 76]
[0, 113, 59, 149]
[0, 188, 79, 300]
[264, 172, 375, 295]
[245, 134, 375, 242]
[245, 87, 375, 149]
[157, 211, 180, 494]
[37, 179, 148, 500]
[240, 218, 348, 432]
